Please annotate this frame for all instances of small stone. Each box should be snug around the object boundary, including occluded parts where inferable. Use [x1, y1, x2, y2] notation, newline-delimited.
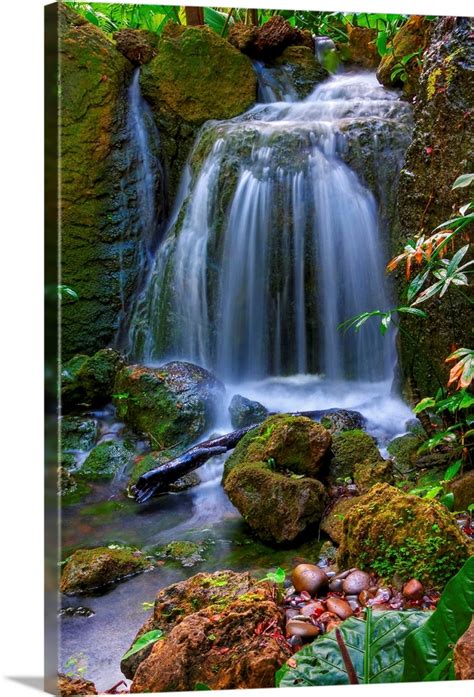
[328, 577, 344, 593]
[402, 578, 424, 600]
[342, 570, 371, 595]
[291, 564, 328, 596]
[300, 600, 325, 617]
[358, 590, 375, 606]
[326, 597, 353, 620]
[286, 619, 320, 638]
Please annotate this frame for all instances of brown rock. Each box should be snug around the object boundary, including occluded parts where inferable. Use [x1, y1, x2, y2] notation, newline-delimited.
[131, 596, 290, 692]
[402, 578, 425, 600]
[342, 570, 371, 595]
[255, 15, 300, 57]
[291, 564, 328, 596]
[447, 470, 474, 512]
[377, 16, 432, 93]
[58, 674, 97, 696]
[113, 28, 159, 65]
[286, 619, 320, 638]
[300, 600, 325, 616]
[320, 496, 361, 544]
[346, 26, 379, 68]
[454, 616, 474, 680]
[326, 596, 353, 620]
[227, 23, 259, 54]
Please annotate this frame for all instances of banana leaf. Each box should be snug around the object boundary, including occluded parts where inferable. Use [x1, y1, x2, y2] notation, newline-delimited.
[276, 609, 428, 687]
[402, 556, 474, 682]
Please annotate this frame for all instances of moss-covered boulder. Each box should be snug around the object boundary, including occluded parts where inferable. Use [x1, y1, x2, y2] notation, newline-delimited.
[346, 26, 379, 68]
[338, 483, 472, 587]
[140, 23, 256, 199]
[274, 46, 328, 98]
[377, 15, 432, 93]
[59, 468, 92, 505]
[222, 415, 330, 543]
[387, 433, 424, 474]
[114, 361, 225, 449]
[329, 429, 383, 482]
[320, 496, 361, 545]
[60, 5, 164, 358]
[60, 546, 151, 594]
[62, 348, 124, 409]
[354, 459, 394, 493]
[228, 394, 269, 429]
[113, 28, 159, 65]
[77, 440, 133, 481]
[121, 570, 255, 679]
[60, 416, 99, 452]
[317, 408, 365, 434]
[447, 470, 474, 511]
[158, 540, 206, 568]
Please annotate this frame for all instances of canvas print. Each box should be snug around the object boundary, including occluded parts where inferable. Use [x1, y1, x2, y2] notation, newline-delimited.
[49, 3, 474, 694]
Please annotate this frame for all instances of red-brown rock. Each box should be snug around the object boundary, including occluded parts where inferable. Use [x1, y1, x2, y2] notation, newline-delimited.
[58, 674, 97, 696]
[113, 28, 159, 65]
[454, 617, 474, 680]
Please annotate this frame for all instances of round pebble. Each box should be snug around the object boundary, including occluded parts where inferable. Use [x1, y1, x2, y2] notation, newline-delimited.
[291, 564, 328, 596]
[402, 578, 424, 600]
[326, 596, 353, 620]
[342, 570, 370, 595]
[286, 619, 320, 638]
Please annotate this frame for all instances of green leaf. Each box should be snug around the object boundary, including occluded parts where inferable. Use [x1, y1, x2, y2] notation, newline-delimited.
[452, 173, 474, 189]
[195, 684, 212, 691]
[439, 492, 454, 511]
[413, 397, 436, 414]
[396, 306, 427, 318]
[376, 30, 388, 56]
[402, 556, 474, 682]
[121, 629, 164, 662]
[276, 609, 428, 686]
[443, 459, 462, 482]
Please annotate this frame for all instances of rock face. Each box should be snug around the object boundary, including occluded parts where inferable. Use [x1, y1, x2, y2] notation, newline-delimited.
[346, 26, 379, 68]
[274, 46, 328, 98]
[114, 361, 225, 448]
[447, 470, 474, 511]
[58, 674, 97, 696]
[61, 348, 124, 410]
[320, 496, 361, 544]
[113, 28, 159, 65]
[222, 415, 330, 542]
[60, 5, 164, 358]
[228, 394, 269, 429]
[60, 547, 151, 594]
[140, 23, 256, 199]
[338, 483, 471, 587]
[126, 571, 289, 692]
[377, 16, 432, 93]
[454, 616, 474, 680]
[394, 17, 474, 397]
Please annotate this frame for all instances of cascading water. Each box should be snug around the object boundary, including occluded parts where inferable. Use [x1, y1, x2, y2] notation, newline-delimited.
[127, 71, 412, 386]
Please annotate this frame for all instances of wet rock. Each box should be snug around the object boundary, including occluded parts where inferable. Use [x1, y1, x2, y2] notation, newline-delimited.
[326, 596, 353, 620]
[320, 496, 362, 545]
[159, 540, 206, 568]
[354, 458, 394, 494]
[62, 348, 125, 410]
[58, 606, 95, 618]
[59, 468, 92, 505]
[342, 570, 371, 595]
[319, 540, 338, 566]
[402, 578, 424, 600]
[77, 440, 133, 481]
[387, 433, 424, 475]
[291, 564, 328, 596]
[338, 483, 471, 588]
[58, 673, 97, 696]
[274, 46, 328, 99]
[229, 16, 312, 60]
[114, 28, 159, 65]
[377, 16, 432, 93]
[121, 571, 255, 679]
[128, 573, 289, 691]
[286, 618, 320, 638]
[300, 600, 325, 616]
[228, 394, 269, 429]
[346, 26, 379, 68]
[329, 429, 383, 482]
[454, 616, 474, 680]
[114, 361, 225, 449]
[447, 470, 474, 512]
[169, 473, 200, 492]
[60, 416, 99, 452]
[318, 409, 365, 434]
[60, 546, 151, 595]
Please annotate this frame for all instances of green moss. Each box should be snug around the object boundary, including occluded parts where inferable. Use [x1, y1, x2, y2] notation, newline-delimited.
[59, 468, 92, 505]
[354, 458, 394, 493]
[329, 429, 382, 481]
[387, 434, 424, 475]
[80, 500, 125, 516]
[60, 546, 151, 594]
[158, 540, 206, 568]
[77, 440, 133, 481]
[61, 416, 99, 452]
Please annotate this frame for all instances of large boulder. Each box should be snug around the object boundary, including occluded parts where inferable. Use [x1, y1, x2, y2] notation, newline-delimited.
[76, 440, 134, 481]
[320, 495, 361, 545]
[113, 28, 159, 65]
[394, 17, 474, 397]
[127, 572, 289, 692]
[61, 348, 124, 409]
[222, 415, 330, 542]
[338, 483, 471, 588]
[377, 16, 432, 93]
[140, 23, 256, 199]
[274, 46, 328, 98]
[59, 5, 164, 358]
[114, 361, 225, 448]
[447, 470, 474, 511]
[60, 546, 151, 594]
[228, 394, 269, 429]
[329, 429, 383, 482]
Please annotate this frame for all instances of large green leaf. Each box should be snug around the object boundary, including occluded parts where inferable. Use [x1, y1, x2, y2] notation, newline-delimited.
[276, 609, 428, 687]
[121, 629, 164, 662]
[402, 556, 474, 682]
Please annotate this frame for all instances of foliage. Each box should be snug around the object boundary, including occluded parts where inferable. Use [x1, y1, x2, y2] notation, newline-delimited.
[57, 284, 79, 302]
[64, 651, 88, 679]
[403, 556, 474, 681]
[121, 629, 164, 662]
[258, 566, 286, 602]
[276, 607, 428, 686]
[409, 458, 464, 510]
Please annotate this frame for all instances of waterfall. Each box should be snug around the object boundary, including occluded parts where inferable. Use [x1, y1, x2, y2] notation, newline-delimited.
[127, 72, 412, 383]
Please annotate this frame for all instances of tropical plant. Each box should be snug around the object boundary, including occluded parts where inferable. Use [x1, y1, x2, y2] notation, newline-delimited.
[257, 566, 286, 602]
[121, 629, 164, 662]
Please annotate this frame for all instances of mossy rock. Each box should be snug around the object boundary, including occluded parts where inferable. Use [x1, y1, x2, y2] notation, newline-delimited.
[228, 394, 269, 429]
[329, 429, 382, 482]
[62, 348, 124, 410]
[346, 26, 379, 68]
[141, 24, 256, 125]
[58, 674, 97, 696]
[114, 361, 225, 449]
[320, 496, 362, 545]
[387, 433, 424, 475]
[60, 546, 151, 594]
[224, 414, 331, 480]
[77, 440, 133, 481]
[338, 483, 472, 588]
[274, 45, 328, 98]
[354, 458, 394, 493]
[59, 468, 92, 505]
[377, 15, 432, 93]
[447, 470, 474, 512]
[60, 416, 99, 452]
[158, 540, 206, 568]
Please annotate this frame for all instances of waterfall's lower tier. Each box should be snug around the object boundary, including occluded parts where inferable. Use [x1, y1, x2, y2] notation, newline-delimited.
[127, 72, 412, 383]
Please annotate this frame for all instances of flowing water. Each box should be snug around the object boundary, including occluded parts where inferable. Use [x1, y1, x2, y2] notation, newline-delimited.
[61, 69, 415, 690]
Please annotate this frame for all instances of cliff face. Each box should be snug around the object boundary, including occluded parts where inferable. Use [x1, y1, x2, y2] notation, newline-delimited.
[393, 17, 474, 397]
